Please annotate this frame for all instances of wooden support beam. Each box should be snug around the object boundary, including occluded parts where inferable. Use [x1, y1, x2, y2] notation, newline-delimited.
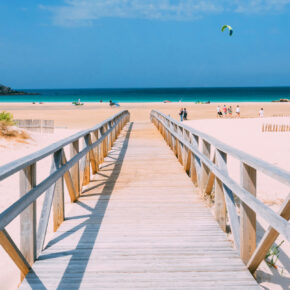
[99, 128, 104, 164]
[240, 162, 257, 264]
[20, 163, 36, 271]
[53, 165, 64, 232]
[215, 177, 227, 232]
[70, 140, 80, 198]
[204, 153, 216, 196]
[62, 151, 77, 202]
[190, 134, 201, 186]
[85, 134, 98, 175]
[190, 153, 198, 186]
[216, 149, 240, 250]
[0, 229, 30, 276]
[37, 150, 62, 256]
[91, 130, 100, 173]
[201, 139, 211, 192]
[247, 194, 290, 273]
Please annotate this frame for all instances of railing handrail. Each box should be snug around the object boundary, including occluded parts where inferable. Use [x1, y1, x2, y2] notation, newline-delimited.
[151, 109, 290, 274]
[152, 110, 290, 187]
[0, 110, 130, 278]
[0, 110, 128, 181]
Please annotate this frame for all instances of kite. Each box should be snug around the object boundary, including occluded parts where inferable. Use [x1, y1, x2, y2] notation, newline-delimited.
[221, 25, 233, 36]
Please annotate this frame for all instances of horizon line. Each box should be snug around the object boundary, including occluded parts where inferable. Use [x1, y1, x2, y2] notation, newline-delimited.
[19, 85, 290, 91]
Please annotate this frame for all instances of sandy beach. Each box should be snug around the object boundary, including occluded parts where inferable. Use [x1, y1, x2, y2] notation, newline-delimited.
[1, 101, 290, 126]
[0, 102, 290, 289]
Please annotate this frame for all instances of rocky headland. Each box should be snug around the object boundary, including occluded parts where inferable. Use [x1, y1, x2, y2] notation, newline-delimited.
[0, 84, 39, 95]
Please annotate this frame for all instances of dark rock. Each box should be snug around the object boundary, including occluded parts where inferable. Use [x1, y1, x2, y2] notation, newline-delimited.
[0, 84, 39, 95]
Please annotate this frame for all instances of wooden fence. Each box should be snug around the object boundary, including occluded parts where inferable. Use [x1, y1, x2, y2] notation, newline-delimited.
[151, 110, 290, 274]
[0, 110, 130, 279]
[15, 119, 54, 133]
[262, 124, 290, 132]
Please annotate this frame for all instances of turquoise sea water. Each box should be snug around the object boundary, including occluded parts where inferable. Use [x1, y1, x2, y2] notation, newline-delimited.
[1, 87, 290, 103]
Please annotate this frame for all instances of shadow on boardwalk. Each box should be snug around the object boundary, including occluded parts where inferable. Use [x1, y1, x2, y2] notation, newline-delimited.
[25, 122, 133, 290]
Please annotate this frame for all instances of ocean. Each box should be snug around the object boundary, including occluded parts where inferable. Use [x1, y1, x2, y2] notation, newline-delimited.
[1, 87, 290, 103]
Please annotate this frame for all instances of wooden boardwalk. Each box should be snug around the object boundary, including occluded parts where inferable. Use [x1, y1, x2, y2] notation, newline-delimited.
[20, 121, 259, 289]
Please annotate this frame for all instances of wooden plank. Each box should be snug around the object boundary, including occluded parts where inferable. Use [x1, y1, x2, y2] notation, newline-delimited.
[70, 140, 80, 198]
[240, 163, 256, 264]
[19, 163, 36, 269]
[247, 193, 290, 273]
[0, 229, 31, 276]
[20, 121, 258, 289]
[37, 150, 63, 256]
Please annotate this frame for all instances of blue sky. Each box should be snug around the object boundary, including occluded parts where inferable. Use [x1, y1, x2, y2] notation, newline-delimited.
[0, 0, 290, 89]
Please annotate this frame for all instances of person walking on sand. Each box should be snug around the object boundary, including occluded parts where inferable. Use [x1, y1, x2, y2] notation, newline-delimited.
[236, 105, 240, 118]
[217, 105, 222, 118]
[223, 105, 227, 117]
[259, 108, 264, 117]
[179, 108, 184, 122]
[183, 108, 188, 120]
[228, 106, 232, 118]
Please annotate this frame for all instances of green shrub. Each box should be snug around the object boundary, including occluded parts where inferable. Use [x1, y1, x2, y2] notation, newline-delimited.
[0, 111, 15, 135]
[0, 111, 15, 125]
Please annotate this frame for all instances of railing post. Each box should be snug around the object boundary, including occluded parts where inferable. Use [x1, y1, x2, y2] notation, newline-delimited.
[91, 130, 99, 173]
[201, 139, 211, 193]
[100, 126, 105, 163]
[70, 140, 80, 198]
[240, 162, 256, 264]
[19, 163, 36, 275]
[214, 151, 227, 232]
[53, 160, 64, 232]
[177, 126, 183, 165]
[82, 135, 91, 186]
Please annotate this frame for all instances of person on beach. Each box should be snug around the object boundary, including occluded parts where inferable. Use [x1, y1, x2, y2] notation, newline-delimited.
[223, 105, 227, 117]
[228, 106, 232, 118]
[183, 108, 188, 120]
[259, 108, 264, 117]
[236, 105, 240, 118]
[179, 108, 184, 122]
[216, 106, 223, 118]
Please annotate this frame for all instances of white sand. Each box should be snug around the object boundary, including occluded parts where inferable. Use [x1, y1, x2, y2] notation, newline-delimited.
[0, 128, 78, 290]
[185, 117, 290, 289]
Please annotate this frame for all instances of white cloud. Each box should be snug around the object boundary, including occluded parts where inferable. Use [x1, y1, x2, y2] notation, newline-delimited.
[39, 0, 290, 27]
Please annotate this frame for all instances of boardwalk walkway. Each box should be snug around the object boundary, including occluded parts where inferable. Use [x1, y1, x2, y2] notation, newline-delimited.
[20, 121, 259, 289]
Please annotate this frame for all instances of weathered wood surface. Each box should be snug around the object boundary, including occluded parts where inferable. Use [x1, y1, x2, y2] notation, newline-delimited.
[20, 122, 258, 289]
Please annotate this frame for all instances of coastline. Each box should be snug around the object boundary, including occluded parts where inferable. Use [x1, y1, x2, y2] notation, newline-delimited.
[1, 102, 290, 128]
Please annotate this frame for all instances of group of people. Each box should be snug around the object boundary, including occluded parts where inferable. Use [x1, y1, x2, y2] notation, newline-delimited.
[217, 105, 240, 118]
[179, 108, 188, 121]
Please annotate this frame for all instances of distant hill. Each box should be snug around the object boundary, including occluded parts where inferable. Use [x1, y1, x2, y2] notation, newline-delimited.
[0, 84, 38, 95]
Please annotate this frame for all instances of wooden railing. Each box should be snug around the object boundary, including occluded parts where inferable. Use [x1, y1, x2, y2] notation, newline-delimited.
[0, 110, 130, 278]
[151, 110, 290, 274]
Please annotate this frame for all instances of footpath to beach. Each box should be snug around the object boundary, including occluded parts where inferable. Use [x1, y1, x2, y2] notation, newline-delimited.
[19, 120, 259, 289]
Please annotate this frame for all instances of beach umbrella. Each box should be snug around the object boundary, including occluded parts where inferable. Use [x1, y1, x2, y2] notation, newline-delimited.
[221, 25, 233, 36]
